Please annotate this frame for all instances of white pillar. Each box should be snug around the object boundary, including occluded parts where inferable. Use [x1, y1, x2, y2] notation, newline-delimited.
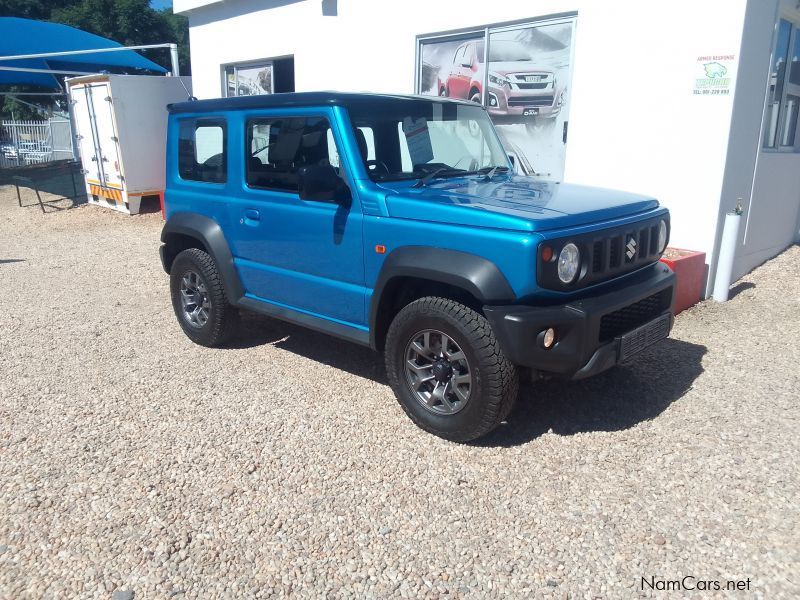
[169, 44, 180, 77]
[712, 211, 742, 302]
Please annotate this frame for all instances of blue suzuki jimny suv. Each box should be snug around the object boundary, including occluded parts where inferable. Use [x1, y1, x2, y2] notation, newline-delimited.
[160, 92, 674, 442]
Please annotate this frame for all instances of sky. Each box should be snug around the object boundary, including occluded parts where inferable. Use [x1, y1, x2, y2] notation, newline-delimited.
[150, 0, 172, 9]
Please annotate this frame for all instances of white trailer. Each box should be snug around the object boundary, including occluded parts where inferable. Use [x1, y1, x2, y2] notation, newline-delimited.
[67, 74, 191, 215]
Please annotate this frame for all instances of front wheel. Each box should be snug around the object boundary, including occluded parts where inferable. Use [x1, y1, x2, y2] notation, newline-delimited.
[385, 297, 519, 442]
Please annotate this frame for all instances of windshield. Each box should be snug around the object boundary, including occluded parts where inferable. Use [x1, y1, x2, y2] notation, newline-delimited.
[347, 101, 509, 183]
[476, 40, 532, 63]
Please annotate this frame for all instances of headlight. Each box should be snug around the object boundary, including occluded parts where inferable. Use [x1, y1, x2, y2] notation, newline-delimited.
[558, 243, 580, 284]
[657, 220, 668, 253]
[488, 72, 510, 86]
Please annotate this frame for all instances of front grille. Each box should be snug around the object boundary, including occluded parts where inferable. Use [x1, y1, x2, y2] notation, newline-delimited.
[508, 95, 554, 107]
[599, 288, 672, 342]
[592, 241, 603, 273]
[609, 237, 622, 268]
[537, 214, 670, 291]
[516, 82, 549, 90]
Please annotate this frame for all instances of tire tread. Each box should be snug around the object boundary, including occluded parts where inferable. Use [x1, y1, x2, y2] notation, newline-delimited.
[385, 297, 518, 442]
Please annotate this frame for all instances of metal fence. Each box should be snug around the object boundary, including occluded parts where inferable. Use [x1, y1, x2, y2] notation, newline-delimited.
[1, 118, 74, 169]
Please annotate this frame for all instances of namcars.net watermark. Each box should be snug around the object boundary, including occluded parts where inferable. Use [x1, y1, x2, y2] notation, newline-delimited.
[641, 575, 751, 592]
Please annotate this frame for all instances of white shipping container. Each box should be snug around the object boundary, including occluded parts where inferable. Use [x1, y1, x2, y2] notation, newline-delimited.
[67, 74, 192, 215]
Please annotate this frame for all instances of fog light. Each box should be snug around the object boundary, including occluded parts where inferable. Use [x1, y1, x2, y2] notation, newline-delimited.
[542, 327, 555, 349]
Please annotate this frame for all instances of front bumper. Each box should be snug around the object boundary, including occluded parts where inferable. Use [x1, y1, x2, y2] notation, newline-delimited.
[486, 84, 561, 118]
[484, 263, 676, 379]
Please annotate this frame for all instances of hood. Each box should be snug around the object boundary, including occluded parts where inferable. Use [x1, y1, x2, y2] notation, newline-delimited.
[484, 61, 552, 77]
[380, 175, 659, 233]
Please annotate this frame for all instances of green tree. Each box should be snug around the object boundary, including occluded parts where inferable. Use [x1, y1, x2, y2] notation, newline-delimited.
[51, 0, 190, 74]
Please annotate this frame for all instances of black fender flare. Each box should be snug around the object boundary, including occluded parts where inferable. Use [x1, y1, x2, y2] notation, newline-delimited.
[160, 212, 244, 303]
[369, 246, 516, 348]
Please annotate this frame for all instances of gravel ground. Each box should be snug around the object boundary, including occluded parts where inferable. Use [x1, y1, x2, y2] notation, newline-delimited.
[1, 186, 798, 599]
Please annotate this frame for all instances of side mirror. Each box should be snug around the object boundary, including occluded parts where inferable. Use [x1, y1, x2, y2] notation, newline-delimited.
[297, 164, 351, 207]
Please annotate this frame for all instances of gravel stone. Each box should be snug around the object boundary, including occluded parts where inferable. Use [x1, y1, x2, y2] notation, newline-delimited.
[0, 188, 798, 598]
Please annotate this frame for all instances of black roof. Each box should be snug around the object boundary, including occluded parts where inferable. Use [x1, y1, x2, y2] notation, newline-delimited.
[168, 91, 476, 114]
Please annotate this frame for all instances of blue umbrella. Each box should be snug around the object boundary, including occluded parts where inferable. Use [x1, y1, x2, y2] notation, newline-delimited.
[0, 17, 167, 88]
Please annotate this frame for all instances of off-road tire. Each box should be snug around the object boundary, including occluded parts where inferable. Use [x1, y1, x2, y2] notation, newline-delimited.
[170, 248, 239, 347]
[385, 297, 519, 442]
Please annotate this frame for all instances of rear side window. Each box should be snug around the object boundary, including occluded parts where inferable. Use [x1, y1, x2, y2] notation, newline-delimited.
[246, 116, 339, 192]
[178, 118, 227, 183]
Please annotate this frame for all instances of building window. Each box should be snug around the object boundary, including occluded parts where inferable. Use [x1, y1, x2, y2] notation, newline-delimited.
[178, 119, 227, 183]
[764, 18, 800, 150]
[223, 56, 295, 97]
[246, 116, 339, 193]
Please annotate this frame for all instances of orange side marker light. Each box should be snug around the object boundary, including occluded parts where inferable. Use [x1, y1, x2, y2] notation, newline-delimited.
[375, 245, 387, 254]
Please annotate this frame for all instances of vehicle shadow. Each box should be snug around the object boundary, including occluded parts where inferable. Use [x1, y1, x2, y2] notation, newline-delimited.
[230, 312, 706, 446]
[477, 337, 707, 447]
[228, 312, 388, 383]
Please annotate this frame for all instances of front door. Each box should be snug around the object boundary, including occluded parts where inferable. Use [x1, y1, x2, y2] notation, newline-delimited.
[225, 110, 367, 329]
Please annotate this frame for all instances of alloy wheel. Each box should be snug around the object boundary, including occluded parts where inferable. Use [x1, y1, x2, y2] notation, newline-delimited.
[404, 329, 472, 415]
[179, 270, 211, 328]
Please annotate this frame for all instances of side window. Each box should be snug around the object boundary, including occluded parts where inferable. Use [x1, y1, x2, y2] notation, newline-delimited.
[325, 128, 342, 168]
[764, 18, 800, 150]
[178, 119, 227, 183]
[245, 116, 338, 193]
[463, 44, 474, 67]
[397, 122, 413, 172]
[454, 46, 465, 66]
[352, 126, 375, 163]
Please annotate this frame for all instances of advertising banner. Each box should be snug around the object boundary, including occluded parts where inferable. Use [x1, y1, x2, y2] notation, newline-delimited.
[419, 20, 574, 180]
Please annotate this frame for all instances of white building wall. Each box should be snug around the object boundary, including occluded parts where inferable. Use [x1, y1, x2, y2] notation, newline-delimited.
[181, 0, 799, 292]
[563, 0, 747, 287]
[184, 0, 584, 98]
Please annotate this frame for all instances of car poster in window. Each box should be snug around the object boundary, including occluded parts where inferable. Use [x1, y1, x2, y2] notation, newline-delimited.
[418, 20, 574, 181]
[234, 63, 274, 96]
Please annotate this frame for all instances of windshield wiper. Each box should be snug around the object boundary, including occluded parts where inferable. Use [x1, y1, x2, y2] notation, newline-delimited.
[412, 167, 466, 188]
[477, 165, 509, 181]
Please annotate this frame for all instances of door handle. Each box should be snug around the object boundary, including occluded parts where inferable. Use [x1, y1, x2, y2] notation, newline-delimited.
[243, 209, 260, 225]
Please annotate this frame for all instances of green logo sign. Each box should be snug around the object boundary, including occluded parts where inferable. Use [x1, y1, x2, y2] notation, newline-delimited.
[703, 62, 727, 78]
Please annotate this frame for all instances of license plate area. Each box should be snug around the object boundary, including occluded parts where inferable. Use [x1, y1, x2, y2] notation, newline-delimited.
[617, 313, 670, 362]
[522, 108, 539, 116]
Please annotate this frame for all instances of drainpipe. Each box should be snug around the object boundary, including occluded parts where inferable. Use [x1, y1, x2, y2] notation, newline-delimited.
[712, 200, 744, 302]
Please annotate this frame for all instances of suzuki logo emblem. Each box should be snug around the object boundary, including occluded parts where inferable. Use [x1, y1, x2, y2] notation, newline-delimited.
[626, 237, 637, 259]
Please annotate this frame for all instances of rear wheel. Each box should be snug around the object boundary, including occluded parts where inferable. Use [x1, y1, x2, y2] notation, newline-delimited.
[385, 297, 518, 442]
[170, 248, 239, 347]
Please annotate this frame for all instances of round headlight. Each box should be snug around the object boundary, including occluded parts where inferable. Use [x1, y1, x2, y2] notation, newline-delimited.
[657, 220, 668, 253]
[557, 243, 580, 284]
